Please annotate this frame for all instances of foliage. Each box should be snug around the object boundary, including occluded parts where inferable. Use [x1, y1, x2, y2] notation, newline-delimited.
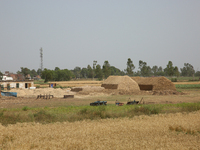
[180, 63, 195, 76]
[80, 68, 88, 78]
[102, 60, 111, 79]
[95, 64, 103, 80]
[195, 71, 200, 77]
[125, 58, 135, 76]
[139, 60, 152, 77]
[110, 66, 125, 76]
[0, 71, 3, 80]
[72, 67, 81, 79]
[41, 68, 54, 82]
[164, 61, 174, 76]
[173, 66, 180, 77]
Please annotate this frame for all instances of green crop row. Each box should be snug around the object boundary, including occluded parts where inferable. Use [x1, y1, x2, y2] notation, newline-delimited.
[0, 102, 200, 126]
[175, 84, 200, 89]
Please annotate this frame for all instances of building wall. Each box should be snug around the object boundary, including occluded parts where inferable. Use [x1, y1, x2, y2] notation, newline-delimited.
[0, 81, 34, 89]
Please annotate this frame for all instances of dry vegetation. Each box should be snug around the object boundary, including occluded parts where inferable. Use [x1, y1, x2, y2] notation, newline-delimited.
[0, 79, 200, 149]
[0, 111, 200, 149]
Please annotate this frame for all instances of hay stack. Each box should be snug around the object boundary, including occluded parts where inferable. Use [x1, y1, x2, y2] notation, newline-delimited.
[101, 76, 140, 94]
[131, 76, 176, 91]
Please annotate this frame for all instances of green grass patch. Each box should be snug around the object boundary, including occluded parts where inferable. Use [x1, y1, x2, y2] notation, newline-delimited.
[175, 84, 200, 89]
[0, 102, 200, 126]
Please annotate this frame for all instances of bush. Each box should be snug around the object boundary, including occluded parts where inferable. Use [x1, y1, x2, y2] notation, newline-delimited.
[22, 106, 29, 111]
[171, 78, 177, 82]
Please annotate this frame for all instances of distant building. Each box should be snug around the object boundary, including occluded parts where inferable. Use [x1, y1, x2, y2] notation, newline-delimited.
[0, 71, 34, 90]
[0, 80, 34, 90]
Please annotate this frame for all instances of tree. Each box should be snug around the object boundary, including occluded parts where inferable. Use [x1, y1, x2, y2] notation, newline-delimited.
[125, 58, 135, 76]
[180, 63, 195, 76]
[30, 69, 37, 78]
[95, 64, 103, 80]
[80, 68, 88, 78]
[110, 66, 124, 76]
[195, 71, 200, 77]
[37, 68, 42, 76]
[20, 67, 30, 77]
[41, 68, 53, 82]
[73, 67, 81, 79]
[157, 66, 165, 76]
[87, 65, 93, 78]
[139, 60, 151, 77]
[102, 60, 111, 78]
[174, 66, 180, 77]
[0, 71, 3, 80]
[164, 61, 174, 76]
[92, 60, 97, 79]
[151, 65, 158, 76]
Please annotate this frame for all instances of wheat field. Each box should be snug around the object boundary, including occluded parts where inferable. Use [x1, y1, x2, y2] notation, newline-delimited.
[0, 110, 200, 150]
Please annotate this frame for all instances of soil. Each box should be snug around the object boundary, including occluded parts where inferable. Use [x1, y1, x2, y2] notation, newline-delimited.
[0, 88, 200, 109]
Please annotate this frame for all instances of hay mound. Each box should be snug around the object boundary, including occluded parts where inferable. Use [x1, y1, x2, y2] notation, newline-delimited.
[101, 76, 140, 94]
[131, 76, 176, 91]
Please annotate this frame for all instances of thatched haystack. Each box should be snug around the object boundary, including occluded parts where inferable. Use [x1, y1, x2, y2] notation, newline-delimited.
[131, 76, 176, 91]
[101, 76, 140, 94]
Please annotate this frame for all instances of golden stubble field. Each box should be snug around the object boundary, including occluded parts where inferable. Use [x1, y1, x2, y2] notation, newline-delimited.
[0, 111, 200, 150]
[1, 80, 200, 149]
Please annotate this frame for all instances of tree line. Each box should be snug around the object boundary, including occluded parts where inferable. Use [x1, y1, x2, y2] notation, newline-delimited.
[1, 59, 199, 82]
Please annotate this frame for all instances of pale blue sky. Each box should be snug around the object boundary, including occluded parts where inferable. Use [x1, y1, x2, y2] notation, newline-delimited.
[0, 0, 200, 73]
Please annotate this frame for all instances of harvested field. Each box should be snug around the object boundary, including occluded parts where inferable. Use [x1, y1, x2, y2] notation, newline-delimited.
[0, 111, 199, 149]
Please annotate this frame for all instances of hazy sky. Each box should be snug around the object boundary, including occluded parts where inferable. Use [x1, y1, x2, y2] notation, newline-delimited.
[1, 1, 200, 73]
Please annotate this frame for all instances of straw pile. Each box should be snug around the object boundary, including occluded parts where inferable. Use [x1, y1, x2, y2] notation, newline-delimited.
[131, 76, 176, 91]
[101, 76, 140, 94]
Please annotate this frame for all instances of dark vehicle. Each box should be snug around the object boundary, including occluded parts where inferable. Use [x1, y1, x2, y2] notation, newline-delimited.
[126, 97, 144, 105]
[90, 101, 107, 106]
[126, 100, 139, 105]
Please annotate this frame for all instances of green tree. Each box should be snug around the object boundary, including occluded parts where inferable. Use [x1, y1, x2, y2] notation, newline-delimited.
[30, 69, 37, 78]
[139, 60, 151, 77]
[164, 61, 174, 76]
[180, 63, 195, 76]
[0, 71, 3, 80]
[103, 60, 111, 78]
[151, 65, 158, 76]
[110, 66, 124, 75]
[73, 67, 81, 79]
[54, 69, 72, 81]
[95, 64, 103, 80]
[80, 68, 88, 78]
[125, 58, 135, 76]
[37, 68, 42, 76]
[157, 66, 165, 76]
[20, 67, 31, 78]
[174, 66, 180, 77]
[87, 65, 93, 78]
[92, 60, 97, 79]
[41, 68, 54, 82]
[195, 71, 200, 77]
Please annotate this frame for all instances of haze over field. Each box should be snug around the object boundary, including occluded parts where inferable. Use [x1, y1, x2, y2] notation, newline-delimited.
[0, 1, 200, 73]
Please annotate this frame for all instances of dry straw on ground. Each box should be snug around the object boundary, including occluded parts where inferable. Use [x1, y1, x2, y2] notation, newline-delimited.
[0, 111, 200, 149]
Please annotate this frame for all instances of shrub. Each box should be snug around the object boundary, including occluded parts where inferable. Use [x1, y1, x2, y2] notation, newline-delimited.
[22, 106, 29, 111]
